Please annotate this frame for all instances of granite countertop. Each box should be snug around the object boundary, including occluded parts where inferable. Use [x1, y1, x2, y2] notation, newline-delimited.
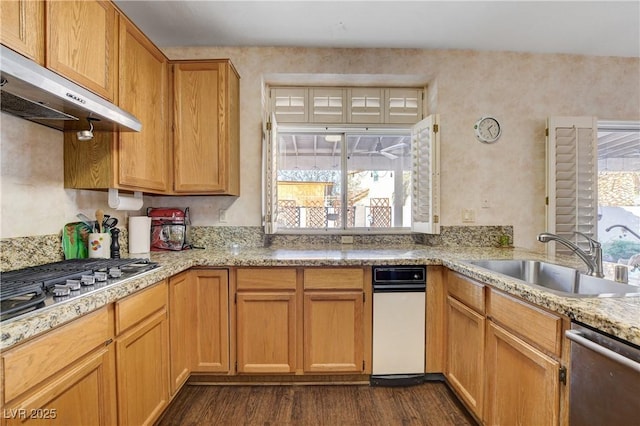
[1, 245, 639, 351]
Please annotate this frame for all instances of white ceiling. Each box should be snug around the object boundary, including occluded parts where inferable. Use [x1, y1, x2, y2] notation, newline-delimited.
[114, 1, 640, 58]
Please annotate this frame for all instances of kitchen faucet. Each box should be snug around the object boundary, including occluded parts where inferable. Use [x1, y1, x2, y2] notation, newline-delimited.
[537, 232, 604, 278]
[605, 224, 640, 241]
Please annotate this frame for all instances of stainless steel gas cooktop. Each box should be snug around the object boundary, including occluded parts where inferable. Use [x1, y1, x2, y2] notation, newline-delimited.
[0, 258, 160, 322]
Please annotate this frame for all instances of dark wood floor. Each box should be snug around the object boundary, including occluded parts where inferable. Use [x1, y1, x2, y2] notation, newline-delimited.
[156, 382, 477, 425]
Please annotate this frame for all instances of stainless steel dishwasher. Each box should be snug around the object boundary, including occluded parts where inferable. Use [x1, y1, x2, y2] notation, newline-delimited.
[371, 265, 426, 386]
[566, 323, 640, 425]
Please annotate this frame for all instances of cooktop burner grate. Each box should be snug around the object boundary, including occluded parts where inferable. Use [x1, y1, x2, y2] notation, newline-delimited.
[1, 258, 159, 322]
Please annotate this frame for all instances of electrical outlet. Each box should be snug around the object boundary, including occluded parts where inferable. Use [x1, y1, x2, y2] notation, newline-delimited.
[341, 236, 354, 244]
[462, 209, 475, 223]
[219, 209, 227, 223]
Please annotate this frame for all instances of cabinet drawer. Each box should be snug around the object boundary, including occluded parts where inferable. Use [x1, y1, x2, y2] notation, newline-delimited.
[488, 290, 563, 356]
[2, 306, 111, 404]
[448, 271, 485, 314]
[304, 268, 364, 290]
[236, 268, 297, 290]
[116, 281, 167, 335]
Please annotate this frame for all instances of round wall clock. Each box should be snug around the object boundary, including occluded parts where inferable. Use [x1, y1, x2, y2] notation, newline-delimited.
[474, 116, 502, 143]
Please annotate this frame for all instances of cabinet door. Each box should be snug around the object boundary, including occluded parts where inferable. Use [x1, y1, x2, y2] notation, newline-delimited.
[236, 292, 297, 373]
[446, 296, 484, 418]
[169, 271, 192, 394]
[116, 310, 169, 426]
[191, 269, 230, 372]
[0, 0, 44, 64]
[173, 61, 240, 194]
[4, 345, 116, 426]
[303, 291, 365, 373]
[46, 0, 116, 100]
[117, 17, 169, 192]
[484, 322, 560, 426]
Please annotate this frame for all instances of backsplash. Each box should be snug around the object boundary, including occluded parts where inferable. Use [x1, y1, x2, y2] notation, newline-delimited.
[0, 225, 512, 271]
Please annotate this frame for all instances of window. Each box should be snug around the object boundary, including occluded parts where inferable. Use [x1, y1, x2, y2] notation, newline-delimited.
[596, 122, 640, 271]
[274, 129, 412, 231]
[546, 117, 640, 280]
[264, 85, 438, 235]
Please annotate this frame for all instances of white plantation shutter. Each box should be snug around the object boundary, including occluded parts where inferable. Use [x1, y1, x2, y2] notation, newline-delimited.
[263, 114, 279, 234]
[310, 88, 345, 123]
[385, 88, 423, 124]
[271, 88, 308, 123]
[411, 115, 440, 234]
[347, 88, 383, 123]
[546, 116, 598, 255]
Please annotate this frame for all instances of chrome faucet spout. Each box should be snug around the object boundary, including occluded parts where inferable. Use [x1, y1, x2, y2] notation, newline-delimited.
[537, 232, 604, 278]
[605, 224, 640, 241]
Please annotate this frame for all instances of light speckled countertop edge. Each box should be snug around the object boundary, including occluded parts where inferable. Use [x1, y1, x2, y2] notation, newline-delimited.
[1, 246, 638, 350]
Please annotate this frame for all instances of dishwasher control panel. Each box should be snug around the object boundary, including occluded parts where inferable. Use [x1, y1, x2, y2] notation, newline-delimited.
[372, 266, 426, 292]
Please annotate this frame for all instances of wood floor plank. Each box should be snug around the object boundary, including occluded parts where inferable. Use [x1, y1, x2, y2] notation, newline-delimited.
[157, 382, 476, 425]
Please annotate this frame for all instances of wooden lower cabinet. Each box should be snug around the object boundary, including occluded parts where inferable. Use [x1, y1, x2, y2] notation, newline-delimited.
[234, 267, 370, 376]
[4, 346, 116, 426]
[235, 268, 298, 374]
[444, 270, 567, 425]
[169, 268, 230, 383]
[191, 269, 230, 373]
[303, 291, 365, 373]
[169, 271, 191, 394]
[446, 295, 484, 418]
[115, 282, 169, 426]
[1, 307, 116, 426]
[484, 322, 560, 426]
[236, 292, 297, 373]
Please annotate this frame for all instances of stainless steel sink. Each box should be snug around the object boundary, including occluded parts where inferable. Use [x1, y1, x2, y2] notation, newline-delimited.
[467, 259, 640, 297]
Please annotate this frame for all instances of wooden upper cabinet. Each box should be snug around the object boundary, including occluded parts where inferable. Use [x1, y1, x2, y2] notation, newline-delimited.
[0, 0, 45, 64]
[172, 60, 240, 195]
[46, 0, 117, 101]
[117, 16, 170, 192]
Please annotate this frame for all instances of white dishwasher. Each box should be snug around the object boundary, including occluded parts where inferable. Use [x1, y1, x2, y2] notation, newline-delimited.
[371, 265, 426, 386]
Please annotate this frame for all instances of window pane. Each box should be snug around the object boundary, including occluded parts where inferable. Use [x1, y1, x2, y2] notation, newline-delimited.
[276, 133, 343, 229]
[597, 127, 640, 283]
[346, 134, 412, 228]
[275, 131, 412, 231]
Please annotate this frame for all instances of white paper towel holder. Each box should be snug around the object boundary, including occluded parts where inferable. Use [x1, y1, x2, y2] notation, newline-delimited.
[108, 188, 144, 211]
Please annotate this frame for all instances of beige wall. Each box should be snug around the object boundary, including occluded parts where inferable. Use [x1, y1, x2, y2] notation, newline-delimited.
[0, 113, 143, 238]
[2, 47, 639, 249]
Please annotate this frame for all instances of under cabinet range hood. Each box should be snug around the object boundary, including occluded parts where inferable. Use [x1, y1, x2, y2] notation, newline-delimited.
[0, 45, 142, 132]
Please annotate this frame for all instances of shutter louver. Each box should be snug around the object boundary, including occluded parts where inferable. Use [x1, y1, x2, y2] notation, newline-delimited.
[411, 115, 440, 234]
[547, 117, 597, 255]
